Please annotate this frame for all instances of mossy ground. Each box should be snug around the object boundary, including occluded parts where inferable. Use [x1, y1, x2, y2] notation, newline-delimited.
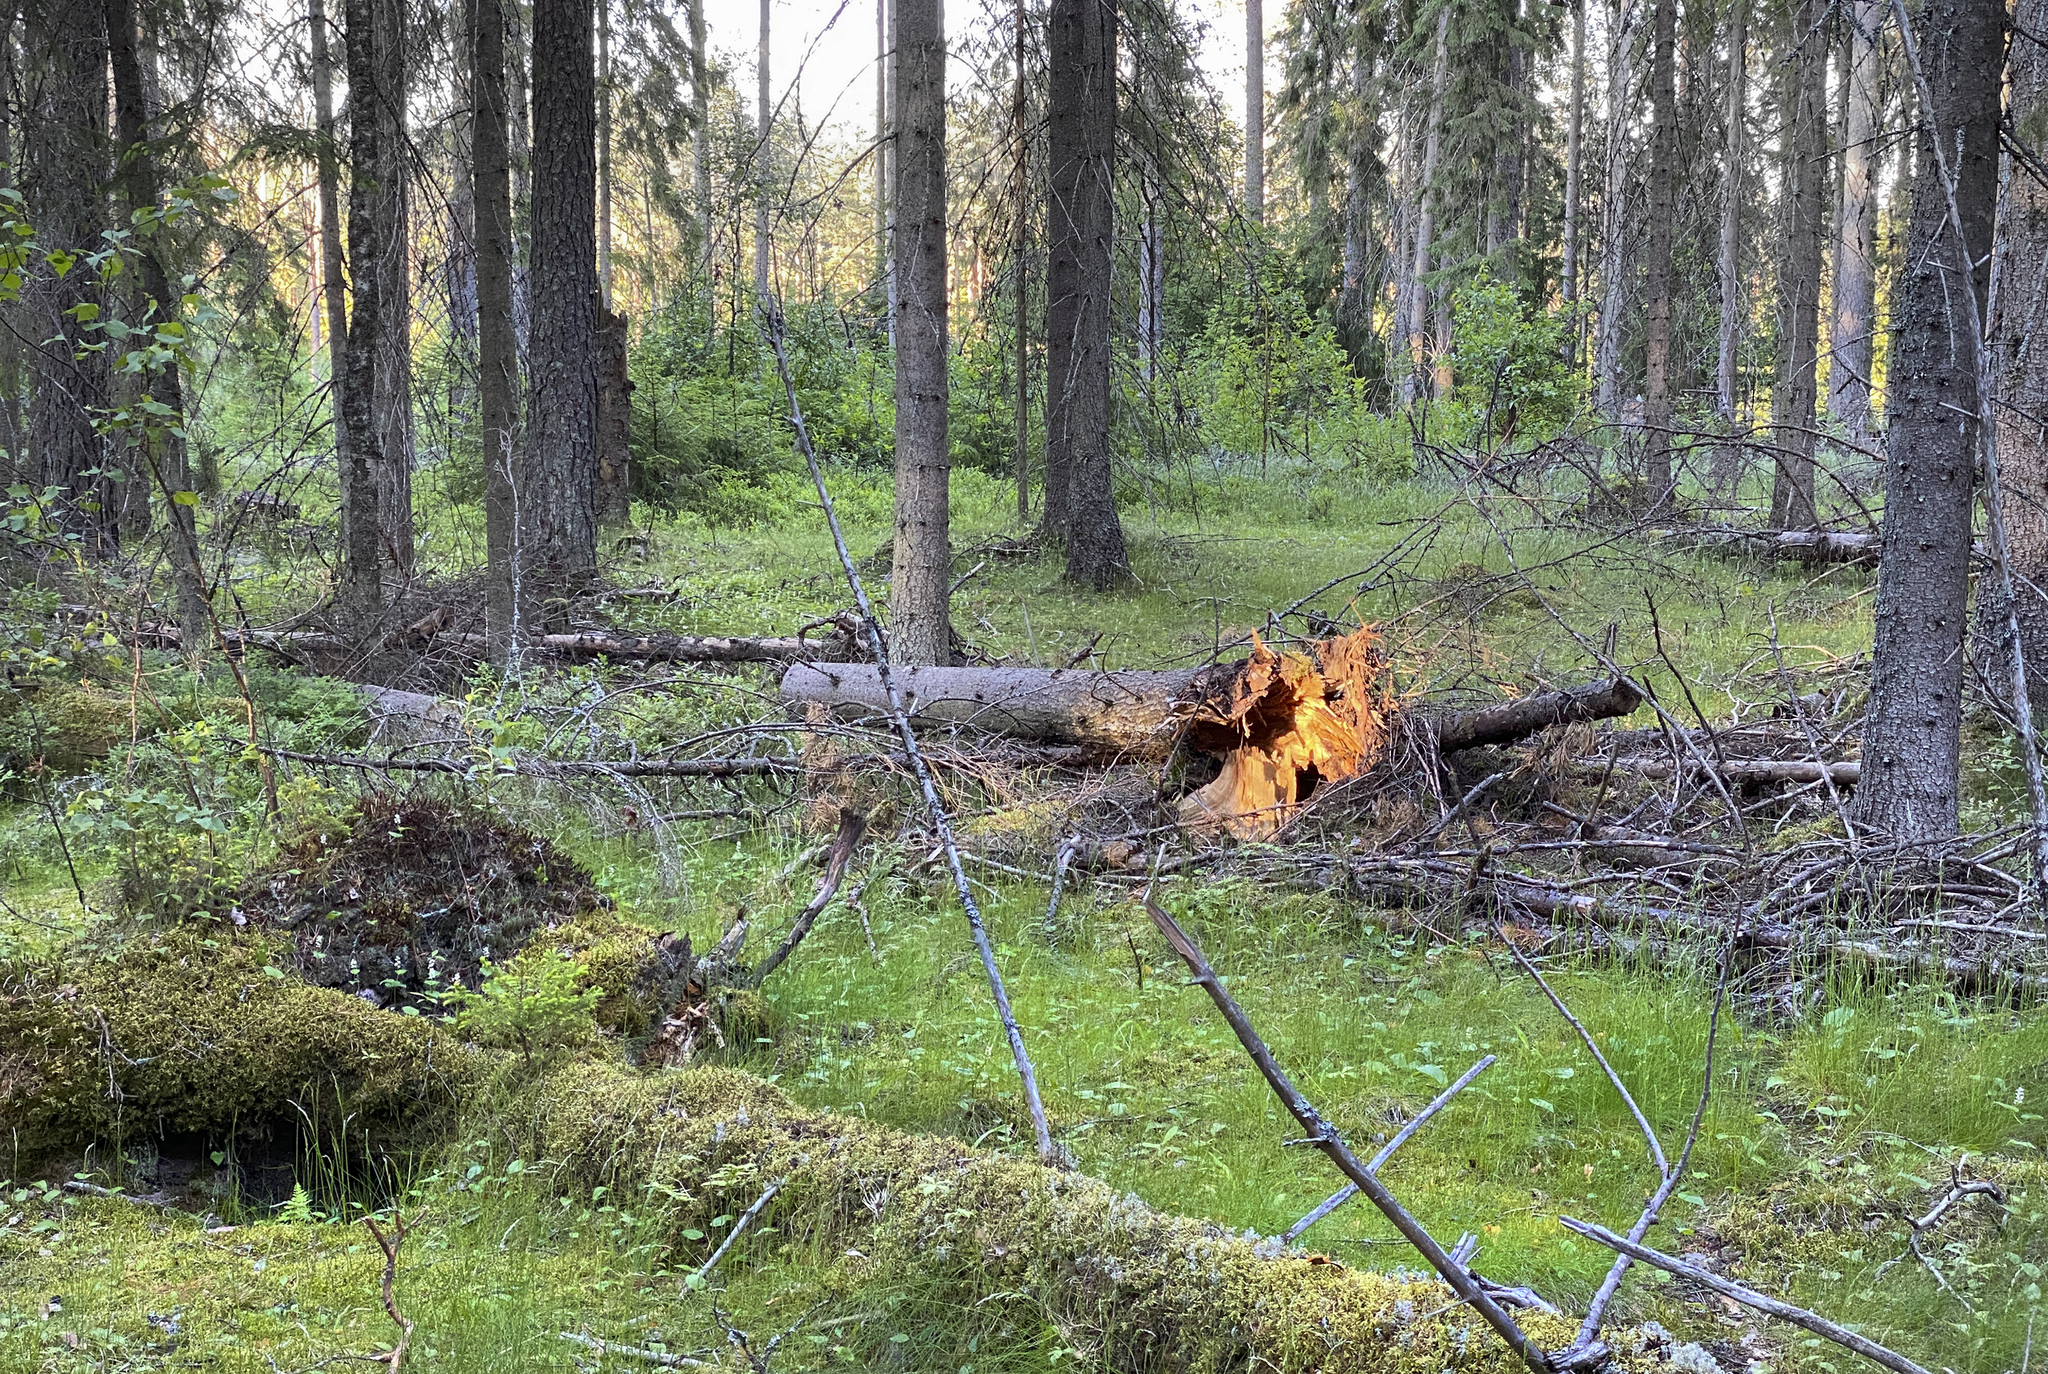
[3, 464, 2046, 1372]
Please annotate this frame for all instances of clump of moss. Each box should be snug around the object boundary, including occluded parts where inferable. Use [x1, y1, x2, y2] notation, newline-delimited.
[245, 794, 613, 1008]
[0, 676, 127, 780]
[0, 930, 484, 1170]
[526, 1063, 1674, 1374]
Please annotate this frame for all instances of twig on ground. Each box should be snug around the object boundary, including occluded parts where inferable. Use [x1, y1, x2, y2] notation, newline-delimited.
[62, 1180, 175, 1208]
[1558, 1216, 1934, 1374]
[1142, 891, 1552, 1373]
[766, 296, 1058, 1167]
[1282, 1054, 1497, 1243]
[753, 814, 868, 984]
[1043, 837, 1078, 941]
[557, 1332, 712, 1367]
[685, 1178, 786, 1293]
[362, 1210, 423, 1373]
[1876, 1157, 2006, 1299]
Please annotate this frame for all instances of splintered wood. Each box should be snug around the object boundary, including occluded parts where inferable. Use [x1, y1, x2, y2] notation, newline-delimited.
[1177, 629, 1389, 839]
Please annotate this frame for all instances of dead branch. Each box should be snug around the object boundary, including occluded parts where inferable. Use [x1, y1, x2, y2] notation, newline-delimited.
[1557, 1217, 1933, 1374]
[260, 746, 801, 779]
[557, 1332, 713, 1367]
[686, 1177, 786, 1292]
[1142, 893, 1555, 1374]
[1432, 678, 1644, 753]
[362, 1211, 422, 1373]
[1281, 1053, 1497, 1243]
[752, 812, 869, 983]
[1575, 756, 1862, 786]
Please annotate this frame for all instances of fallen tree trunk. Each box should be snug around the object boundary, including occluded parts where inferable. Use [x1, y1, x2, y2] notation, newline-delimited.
[1431, 678, 1643, 752]
[1684, 528, 1883, 565]
[1571, 755, 1861, 787]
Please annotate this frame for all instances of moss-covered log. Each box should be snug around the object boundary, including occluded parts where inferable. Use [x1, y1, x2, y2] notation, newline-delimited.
[0, 932, 483, 1166]
[528, 1063, 1682, 1374]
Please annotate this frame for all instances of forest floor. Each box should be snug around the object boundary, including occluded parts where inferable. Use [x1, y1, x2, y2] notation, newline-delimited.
[3, 460, 2046, 1374]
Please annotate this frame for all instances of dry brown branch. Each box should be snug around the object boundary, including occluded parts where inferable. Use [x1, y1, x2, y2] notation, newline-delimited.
[753, 811, 869, 983]
[362, 1211, 422, 1373]
[1141, 893, 1556, 1373]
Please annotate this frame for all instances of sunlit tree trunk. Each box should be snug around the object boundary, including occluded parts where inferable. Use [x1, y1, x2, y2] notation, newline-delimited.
[754, 0, 770, 298]
[1592, 0, 1634, 420]
[1716, 0, 1743, 425]
[1856, 0, 2003, 841]
[1401, 7, 1448, 409]
[1560, 0, 1585, 364]
[890, 0, 951, 663]
[691, 0, 710, 263]
[1245, 0, 1262, 225]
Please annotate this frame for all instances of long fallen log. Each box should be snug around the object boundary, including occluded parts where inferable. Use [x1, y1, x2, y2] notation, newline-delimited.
[1572, 755, 1861, 786]
[1432, 678, 1643, 753]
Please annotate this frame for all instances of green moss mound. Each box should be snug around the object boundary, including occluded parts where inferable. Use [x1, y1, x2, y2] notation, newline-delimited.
[0, 930, 483, 1169]
[528, 1064, 1666, 1374]
[0, 675, 126, 779]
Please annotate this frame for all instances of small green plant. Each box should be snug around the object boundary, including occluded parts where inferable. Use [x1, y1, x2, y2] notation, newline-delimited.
[450, 949, 602, 1064]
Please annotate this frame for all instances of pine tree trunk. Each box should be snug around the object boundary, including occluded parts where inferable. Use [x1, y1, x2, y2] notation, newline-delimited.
[1245, 0, 1262, 225]
[1977, 0, 2048, 717]
[475, 0, 519, 662]
[598, 0, 613, 308]
[1641, 0, 1677, 503]
[1011, 0, 1029, 523]
[692, 0, 710, 264]
[339, 0, 385, 616]
[372, 0, 413, 581]
[1337, 53, 1374, 368]
[1716, 0, 1744, 425]
[1592, 0, 1634, 420]
[0, 24, 18, 491]
[595, 304, 632, 526]
[889, 0, 952, 664]
[1855, 0, 2003, 842]
[1560, 0, 1585, 361]
[25, 0, 115, 557]
[1768, 0, 1826, 531]
[525, 0, 600, 628]
[1401, 7, 1449, 409]
[312, 0, 348, 394]
[106, 0, 207, 650]
[449, 0, 477, 426]
[1829, 0, 1881, 442]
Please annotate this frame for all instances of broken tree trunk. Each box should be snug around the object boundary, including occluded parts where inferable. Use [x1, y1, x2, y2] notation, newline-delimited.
[1431, 678, 1643, 752]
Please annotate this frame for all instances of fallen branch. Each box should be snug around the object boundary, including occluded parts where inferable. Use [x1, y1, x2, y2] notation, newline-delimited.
[1433, 678, 1644, 754]
[752, 813, 868, 984]
[362, 1211, 422, 1374]
[686, 1177, 785, 1292]
[1280, 1053, 1496, 1243]
[1142, 894, 1554, 1373]
[1575, 756, 1862, 787]
[1557, 1217, 1933, 1374]
[260, 746, 800, 779]
[557, 1332, 712, 1367]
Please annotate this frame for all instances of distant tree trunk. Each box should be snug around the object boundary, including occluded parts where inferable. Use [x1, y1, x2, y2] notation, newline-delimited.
[1978, 0, 2048, 717]
[1830, 0, 1881, 442]
[1641, 0, 1677, 503]
[1245, 0, 1262, 225]
[754, 0, 769, 298]
[1043, 0, 1125, 586]
[372, 0, 413, 582]
[877, 0, 890, 293]
[1560, 0, 1585, 362]
[1592, 0, 1634, 420]
[594, 305, 631, 526]
[1768, 0, 1826, 530]
[1388, 102, 1414, 397]
[336, 0, 386, 615]
[106, 0, 206, 649]
[889, 0, 951, 664]
[1011, 0, 1029, 522]
[475, 0, 519, 661]
[1401, 7, 1449, 409]
[691, 0, 710, 263]
[24, 0, 115, 557]
[1716, 0, 1744, 425]
[525, 0, 600, 627]
[1336, 53, 1374, 367]
[1855, 0, 2002, 842]
[509, 7, 532, 364]
[449, 0, 477, 423]
[0, 23, 18, 489]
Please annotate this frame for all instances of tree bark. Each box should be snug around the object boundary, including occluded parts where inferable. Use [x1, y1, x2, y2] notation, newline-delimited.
[889, 0, 951, 665]
[474, 0, 519, 662]
[24, 0, 115, 557]
[1560, 0, 1585, 362]
[1715, 0, 1744, 425]
[106, 0, 207, 652]
[1978, 0, 2048, 717]
[1640, 0, 1677, 503]
[1011, 0, 1029, 523]
[594, 303, 632, 526]
[1768, 0, 1827, 531]
[371, 0, 413, 582]
[1245, 0, 1262, 225]
[525, 0, 600, 629]
[339, 0, 386, 617]
[692, 0, 710, 263]
[1855, 0, 2003, 842]
[1592, 0, 1634, 421]
[1830, 0, 1882, 441]
[1401, 7, 1449, 410]
[597, 0, 613, 308]
[311, 0, 349, 389]
[1042, 0, 1126, 587]
[754, 0, 770, 298]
